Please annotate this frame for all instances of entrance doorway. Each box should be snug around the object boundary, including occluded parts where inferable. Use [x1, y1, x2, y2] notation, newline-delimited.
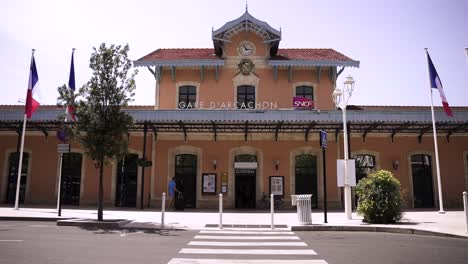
[6, 152, 29, 204]
[234, 154, 257, 209]
[295, 154, 318, 208]
[411, 154, 434, 208]
[61, 153, 82, 205]
[115, 154, 138, 207]
[175, 154, 197, 209]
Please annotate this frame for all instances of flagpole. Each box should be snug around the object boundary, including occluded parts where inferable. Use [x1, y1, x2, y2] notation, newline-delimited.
[14, 114, 27, 210]
[57, 48, 76, 212]
[425, 48, 445, 214]
[14, 49, 36, 210]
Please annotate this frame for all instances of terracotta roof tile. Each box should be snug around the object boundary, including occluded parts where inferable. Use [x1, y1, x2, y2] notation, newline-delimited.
[272, 49, 354, 61]
[136, 48, 356, 62]
[137, 49, 219, 61]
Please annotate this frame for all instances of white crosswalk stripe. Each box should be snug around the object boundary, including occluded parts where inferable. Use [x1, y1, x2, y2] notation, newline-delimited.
[194, 235, 300, 240]
[168, 259, 328, 264]
[167, 228, 329, 264]
[189, 241, 307, 246]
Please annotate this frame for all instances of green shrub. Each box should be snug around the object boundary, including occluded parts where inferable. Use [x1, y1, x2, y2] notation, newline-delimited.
[355, 170, 404, 224]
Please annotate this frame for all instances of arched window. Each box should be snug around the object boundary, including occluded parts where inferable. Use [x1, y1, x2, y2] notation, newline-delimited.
[6, 152, 29, 204]
[411, 154, 434, 208]
[178, 86, 196, 109]
[295, 86, 313, 100]
[236, 85, 255, 109]
[295, 154, 318, 208]
[61, 152, 83, 205]
[175, 154, 197, 209]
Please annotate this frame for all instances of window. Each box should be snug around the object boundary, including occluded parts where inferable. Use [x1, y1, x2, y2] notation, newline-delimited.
[236, 85, 255, 109]
[178, 86, 196, 109]
[295, 86, 313, 100]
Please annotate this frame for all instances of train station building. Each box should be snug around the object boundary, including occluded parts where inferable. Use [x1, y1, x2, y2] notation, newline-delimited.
[1, 11, 468, 210]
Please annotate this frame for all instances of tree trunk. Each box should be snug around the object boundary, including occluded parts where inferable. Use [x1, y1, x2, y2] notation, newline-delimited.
[98, 156, 104, 221]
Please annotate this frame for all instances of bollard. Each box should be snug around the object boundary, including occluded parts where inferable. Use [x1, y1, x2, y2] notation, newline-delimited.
[464, 192, 467, 233]
[270, 193, 275, 230]
[161, 192, 166, 228]
[219, 193, 223, 229]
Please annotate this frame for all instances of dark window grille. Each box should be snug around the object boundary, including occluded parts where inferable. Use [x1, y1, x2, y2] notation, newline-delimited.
[295, 86, 314, 100]
[178, 86, 196, 109]
[237, 85, 255, 109]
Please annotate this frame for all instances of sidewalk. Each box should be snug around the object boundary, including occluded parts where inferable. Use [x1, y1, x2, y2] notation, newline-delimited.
[1, 206, 467, 238]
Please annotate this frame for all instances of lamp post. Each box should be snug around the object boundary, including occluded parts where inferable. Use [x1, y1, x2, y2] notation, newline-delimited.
[332, 75, 355, 220]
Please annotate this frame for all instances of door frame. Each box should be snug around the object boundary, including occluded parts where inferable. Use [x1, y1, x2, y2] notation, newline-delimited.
[408, 151, 437, 208]
[2, 148, 32, 204]
[228, 146, 263, 208]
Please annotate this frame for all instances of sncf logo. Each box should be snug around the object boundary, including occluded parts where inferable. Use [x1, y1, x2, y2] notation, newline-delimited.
[293, 97, 314, 109]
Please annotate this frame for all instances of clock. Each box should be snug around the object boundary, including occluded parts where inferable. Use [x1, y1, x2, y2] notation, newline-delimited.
[238, 41, 255, 56]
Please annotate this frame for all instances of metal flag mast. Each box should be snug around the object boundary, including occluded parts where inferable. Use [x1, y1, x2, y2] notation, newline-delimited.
[14, 49, 35, 210]
[425, 48, 445, 214]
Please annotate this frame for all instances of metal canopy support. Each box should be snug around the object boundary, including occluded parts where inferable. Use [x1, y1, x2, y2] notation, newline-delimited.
[215, 65, 219, 81]
[150, 125, 158, 142]
[32, 123, 48, 140]
[288, 66, 292, 82]
[275, 121, 283, 142]
[335, 128, 340, 143]
[179, 121, 187, 141]
[244, 121, 248, 142]
[337, 66, 345, 78]
[200, 65, 205, 81]
[304, 122, 316, 142]
[446, 122, 468, 142]
[171, 66, 176, 81]
[212, 121, 217, 142]
[0, 121, 21, 132]
[272, 65, 278, 81]
[390, 122, 412, 143]
[418, 125, 433, 144]
[316, 66, 322, 83]
[362, 123, 381, 143]
[147, 66, 157, 80]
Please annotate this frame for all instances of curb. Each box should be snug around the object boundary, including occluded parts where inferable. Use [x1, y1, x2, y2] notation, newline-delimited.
[290, 225, 468, 239]
[0, 216, 69, 222]
[57, 219, 130, 229]
[56, 219, 186, 231]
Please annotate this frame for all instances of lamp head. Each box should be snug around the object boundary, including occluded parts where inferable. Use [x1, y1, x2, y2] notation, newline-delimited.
[275, 160, 280, 171]
[332, 88, 342, 106]
[343, 75, 355, 93]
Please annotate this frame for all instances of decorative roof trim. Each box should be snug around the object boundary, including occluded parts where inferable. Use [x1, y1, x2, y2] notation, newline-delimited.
[212, 11, 281, 40]
[268, 60, 360, 68]
[134, 59, 225, 68]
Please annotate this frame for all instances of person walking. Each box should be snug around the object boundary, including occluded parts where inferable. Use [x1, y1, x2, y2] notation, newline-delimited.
[167, 177, 179, 210]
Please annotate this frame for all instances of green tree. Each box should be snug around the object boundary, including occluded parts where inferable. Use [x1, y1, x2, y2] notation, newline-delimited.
[57, 43, 137, 221]
[355, 170, 404, 224]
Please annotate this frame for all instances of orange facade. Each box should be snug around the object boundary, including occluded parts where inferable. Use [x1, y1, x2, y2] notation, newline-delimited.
[1, 11, 467, 210]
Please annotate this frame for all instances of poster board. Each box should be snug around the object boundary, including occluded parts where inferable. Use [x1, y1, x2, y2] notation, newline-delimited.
[202, 173, 217, 194]
[269, 176, 284, 196]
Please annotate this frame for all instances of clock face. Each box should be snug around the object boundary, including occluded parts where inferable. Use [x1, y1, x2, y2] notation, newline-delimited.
[238, 41, 255, 56]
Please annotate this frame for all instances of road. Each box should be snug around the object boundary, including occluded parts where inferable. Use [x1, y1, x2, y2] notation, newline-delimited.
[0, 221, 467, 264]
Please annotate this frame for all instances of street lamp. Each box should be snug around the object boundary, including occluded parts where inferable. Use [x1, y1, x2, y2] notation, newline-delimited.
[332, 75, 355, 220]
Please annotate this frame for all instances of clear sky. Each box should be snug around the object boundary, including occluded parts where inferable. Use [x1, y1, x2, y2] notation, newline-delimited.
[1, 0, 467, 107]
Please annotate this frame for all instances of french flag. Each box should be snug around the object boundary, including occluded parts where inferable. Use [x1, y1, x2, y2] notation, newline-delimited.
[25, 55, 40, 119]
[67, 51, 76, 121]
[427, 52, 453, 117]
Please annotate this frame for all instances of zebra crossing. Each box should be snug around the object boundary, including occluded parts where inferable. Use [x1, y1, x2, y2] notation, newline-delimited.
[167, 228, 328, 264]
